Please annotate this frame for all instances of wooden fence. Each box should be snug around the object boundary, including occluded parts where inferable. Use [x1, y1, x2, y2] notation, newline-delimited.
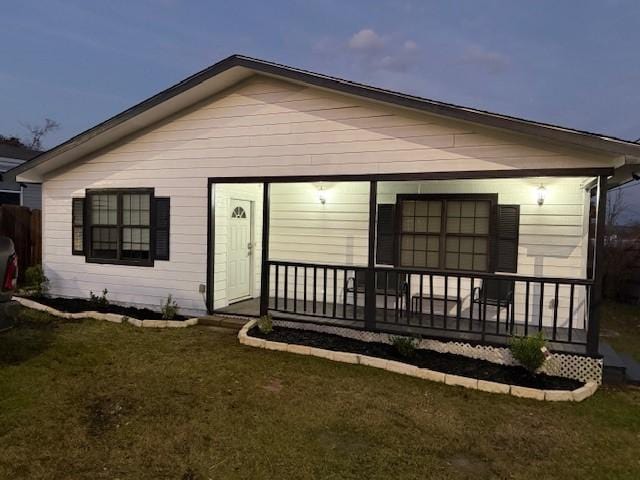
[0, 205, 41, 283]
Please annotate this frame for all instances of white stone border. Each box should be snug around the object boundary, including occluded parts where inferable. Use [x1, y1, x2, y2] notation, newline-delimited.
[272, 319, 603, 384]
[238, 320, 598, 402]
[13, 296, 199, 328]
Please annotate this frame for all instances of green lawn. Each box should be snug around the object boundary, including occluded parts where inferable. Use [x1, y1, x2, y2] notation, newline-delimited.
[601, 301, 640, 361]
[1, 308, 639, 480]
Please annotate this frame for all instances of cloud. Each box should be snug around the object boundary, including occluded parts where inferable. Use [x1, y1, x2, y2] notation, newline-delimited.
[320, 28, 421, 74]
[348, 28, 385, 51]
[403, 40, 417, 51]
[460, 45, 510, 74]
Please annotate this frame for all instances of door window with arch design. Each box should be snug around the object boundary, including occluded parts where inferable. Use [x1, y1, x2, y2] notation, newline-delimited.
[231, 206, 247, 218]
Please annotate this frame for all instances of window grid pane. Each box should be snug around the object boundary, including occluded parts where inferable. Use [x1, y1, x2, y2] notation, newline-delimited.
[444, 235, 489, 271]
[91, 194, 117, 225]
[123, 194, 150, 226]
[122, 226, 150, 259]
[88, 191, 152, 263]
[91, 226, 118, 258]
[399, 233, 440, 268]
[399, 198, 491, 272]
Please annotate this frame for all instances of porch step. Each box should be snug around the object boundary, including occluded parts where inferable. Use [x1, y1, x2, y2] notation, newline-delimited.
[600, 342, 629, 385]
[197, 315, 248, 331]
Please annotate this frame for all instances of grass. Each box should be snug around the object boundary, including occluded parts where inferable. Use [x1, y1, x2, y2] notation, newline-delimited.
[0, 308, 639, 479]
[600, 301, 640, 361]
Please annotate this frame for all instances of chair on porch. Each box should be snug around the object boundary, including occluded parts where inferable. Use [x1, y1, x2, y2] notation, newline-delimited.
[472, 278, 515, 331]
[346, 270, 409, 315]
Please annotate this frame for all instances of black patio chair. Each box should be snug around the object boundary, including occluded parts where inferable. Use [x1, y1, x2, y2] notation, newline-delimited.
[346, 270, 408, 315]
[472, 278, 515, 331]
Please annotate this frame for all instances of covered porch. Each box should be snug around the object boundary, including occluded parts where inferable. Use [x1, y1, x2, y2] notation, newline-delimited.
[208, 172, 607, 356]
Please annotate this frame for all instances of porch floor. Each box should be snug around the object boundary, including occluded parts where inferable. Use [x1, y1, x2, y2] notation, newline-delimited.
[217, 297, 587, 353]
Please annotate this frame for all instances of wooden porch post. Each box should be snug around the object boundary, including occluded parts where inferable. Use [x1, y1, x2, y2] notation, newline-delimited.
[587, 175, 607, 356]
[260, 182, 271, 317]
[365, 181, 377, 330]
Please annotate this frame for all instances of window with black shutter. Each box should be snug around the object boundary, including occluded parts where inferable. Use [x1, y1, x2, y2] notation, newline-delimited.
[376, 204, 395, 265]
[154, 197, 170, 261]
[495, 204, 520, 273]
[73, 188, 170, 266]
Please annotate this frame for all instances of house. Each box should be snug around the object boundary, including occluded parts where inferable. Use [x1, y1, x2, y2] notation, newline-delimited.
[12, 55, 640, 358]
[0, 141, 42, 209]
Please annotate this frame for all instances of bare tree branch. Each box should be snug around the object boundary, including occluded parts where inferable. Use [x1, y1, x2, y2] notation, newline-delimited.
[606, 187, 627, 227]
[20, 118, 60, 150]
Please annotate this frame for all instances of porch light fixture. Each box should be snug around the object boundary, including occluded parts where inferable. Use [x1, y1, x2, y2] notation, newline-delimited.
[536, 185, 547, 206]
[317, 186, 328, 205]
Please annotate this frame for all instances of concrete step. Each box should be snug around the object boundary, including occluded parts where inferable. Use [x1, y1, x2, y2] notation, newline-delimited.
[197, 315, 249, 331]
[600, 342, 627, 385]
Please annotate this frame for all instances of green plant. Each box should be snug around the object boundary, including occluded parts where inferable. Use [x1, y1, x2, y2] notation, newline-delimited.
[257, 314, 273, 334]
[89, 289, 109, 308]
[510, 332, 548, 373]
[161, 295, 179, 320]
[24, 264, 49, 296]
[391, 335, 418, 358]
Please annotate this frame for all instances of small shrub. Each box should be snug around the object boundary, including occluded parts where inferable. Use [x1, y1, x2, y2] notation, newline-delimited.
[391, 335, 418, 358]
[257, 314, 273, 334]
[161, 294, 179, 320]
[24, 264, 49, 296]
[510, 332, 549, 374]
[89, 289, 109, 308]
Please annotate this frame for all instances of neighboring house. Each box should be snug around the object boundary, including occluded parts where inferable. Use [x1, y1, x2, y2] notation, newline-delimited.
[12, 55, 640, 358]
[0, 143, 42, 209]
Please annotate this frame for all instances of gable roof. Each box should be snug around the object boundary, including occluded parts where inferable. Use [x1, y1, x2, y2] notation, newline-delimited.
[12, 54, 640, 182]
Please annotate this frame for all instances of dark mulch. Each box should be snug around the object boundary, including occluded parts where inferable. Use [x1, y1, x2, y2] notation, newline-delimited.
[249, 326, 583, 391]
[23, 296, 187, 321]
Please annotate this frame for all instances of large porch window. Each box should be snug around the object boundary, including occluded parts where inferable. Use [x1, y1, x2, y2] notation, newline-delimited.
[398, 195, 494, 272]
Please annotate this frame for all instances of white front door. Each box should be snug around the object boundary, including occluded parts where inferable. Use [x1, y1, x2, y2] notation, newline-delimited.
[227, 199, 252, 302]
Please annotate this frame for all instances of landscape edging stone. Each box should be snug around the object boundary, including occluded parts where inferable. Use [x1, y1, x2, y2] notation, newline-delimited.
[13, 296, 199, 328]
[238, 320, 597, 402]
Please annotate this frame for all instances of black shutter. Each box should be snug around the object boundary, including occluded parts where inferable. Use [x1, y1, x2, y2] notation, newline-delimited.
[495, 204, 520, 273]
[72, 198, 85, 255]
[154, 197, 170, 261]
[376, 204, 395, 265]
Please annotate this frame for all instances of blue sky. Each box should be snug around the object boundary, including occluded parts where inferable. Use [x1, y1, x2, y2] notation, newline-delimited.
[1, 0, 639, 216]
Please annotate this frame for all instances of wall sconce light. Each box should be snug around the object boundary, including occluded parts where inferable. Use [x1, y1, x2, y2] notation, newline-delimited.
[536, 185, 547, 206]
[317, 186, 328, 205]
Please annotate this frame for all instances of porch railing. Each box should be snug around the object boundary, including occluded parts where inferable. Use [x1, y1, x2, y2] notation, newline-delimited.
[266, 260, 593, 350]
[269, 260, 368, 322]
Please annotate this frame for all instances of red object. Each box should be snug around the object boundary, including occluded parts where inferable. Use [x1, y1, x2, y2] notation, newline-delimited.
[3, 254, 17, 291]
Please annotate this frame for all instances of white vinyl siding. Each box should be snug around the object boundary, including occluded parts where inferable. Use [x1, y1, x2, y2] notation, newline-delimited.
[41, 76, 604, 315]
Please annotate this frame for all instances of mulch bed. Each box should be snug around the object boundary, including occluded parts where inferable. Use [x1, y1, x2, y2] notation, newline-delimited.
[249, 326, 583, 391]
[23, 296, 187, 321]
